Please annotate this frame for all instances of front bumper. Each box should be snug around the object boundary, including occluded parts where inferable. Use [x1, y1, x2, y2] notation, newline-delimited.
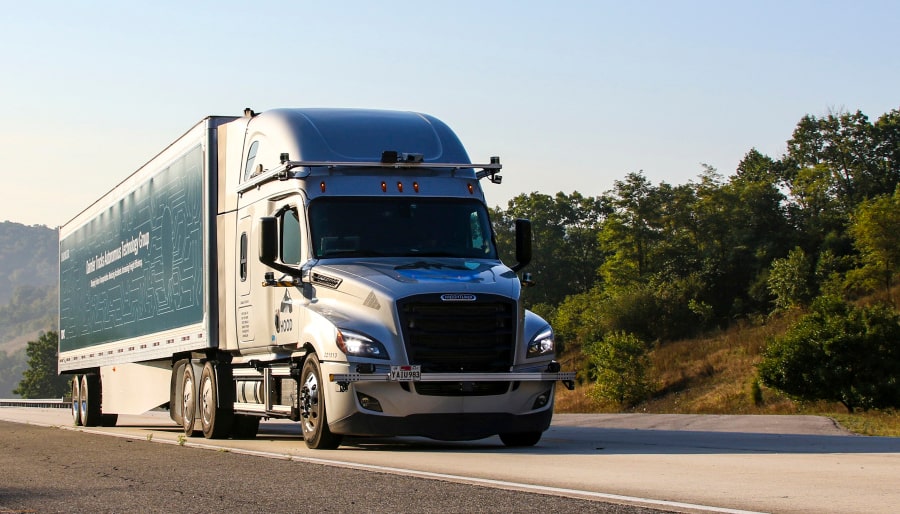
[320, 362, 574, 440]
[329, 408, 554, 441]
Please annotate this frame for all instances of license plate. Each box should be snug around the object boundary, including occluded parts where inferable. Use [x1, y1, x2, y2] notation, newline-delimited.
[389, 365, 421, 381]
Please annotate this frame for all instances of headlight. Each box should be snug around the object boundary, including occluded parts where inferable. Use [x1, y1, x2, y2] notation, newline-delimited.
[527, 327, 555, 358]
[336, 329, 389, 359]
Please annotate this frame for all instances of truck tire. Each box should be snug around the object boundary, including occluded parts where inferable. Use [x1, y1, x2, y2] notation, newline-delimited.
[299, 355, 342, 449]
[199, 361, 233, 439]
[181, 364, 198, 436]
[71, 376, 82, 426]
[231, 414, 260, 439]
[499, 431, 542, 447]
[80, 374, 103, 427]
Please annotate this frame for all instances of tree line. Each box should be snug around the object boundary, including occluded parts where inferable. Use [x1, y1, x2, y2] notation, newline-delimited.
[7, 109, 900, 408]
[491, 107, 900, 411]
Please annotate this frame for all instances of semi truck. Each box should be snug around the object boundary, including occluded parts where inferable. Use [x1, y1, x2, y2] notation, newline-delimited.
[58, 107, 575, 449]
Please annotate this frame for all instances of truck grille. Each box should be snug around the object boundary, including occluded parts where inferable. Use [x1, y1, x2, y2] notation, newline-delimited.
[397, 294, 516, 396]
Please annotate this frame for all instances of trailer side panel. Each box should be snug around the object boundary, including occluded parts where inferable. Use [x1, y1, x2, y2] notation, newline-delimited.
[58, 118, 234, 372]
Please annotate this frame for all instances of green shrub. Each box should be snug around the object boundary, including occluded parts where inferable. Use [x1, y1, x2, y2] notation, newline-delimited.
[585, 331, 653, 408]
[758, 297, 900, 412]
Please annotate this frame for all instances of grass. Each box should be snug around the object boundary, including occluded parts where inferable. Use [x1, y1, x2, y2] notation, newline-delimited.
[554, 308, 900, 437]
[831, 411, 900, 437]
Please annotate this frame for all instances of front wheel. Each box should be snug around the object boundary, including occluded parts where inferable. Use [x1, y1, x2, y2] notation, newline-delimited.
[299, 355, 342, 449]
[499, 431, 542, 447]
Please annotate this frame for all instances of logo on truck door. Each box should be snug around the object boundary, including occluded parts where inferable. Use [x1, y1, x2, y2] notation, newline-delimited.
[274, 290, 294, 333]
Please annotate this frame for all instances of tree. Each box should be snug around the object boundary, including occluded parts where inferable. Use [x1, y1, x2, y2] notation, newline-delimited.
[758, 297, 900, 412]
[848, 188, 900, 302]
[777, 109, 900, 282]
[13, 331, 69, 399]
[491, 191, 604, 308]
[781, 110, 889, 215]
[598, 172, 664, 288]
[767, 247, 814, 310]
[585, 331, 653, 408]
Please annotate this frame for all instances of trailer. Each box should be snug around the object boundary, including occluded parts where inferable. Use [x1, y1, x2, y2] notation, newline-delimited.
[59, 107, 574, 448]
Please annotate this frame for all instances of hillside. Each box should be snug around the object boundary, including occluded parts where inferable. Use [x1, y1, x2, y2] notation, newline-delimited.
[555, 313, 801, 415]
[0, 222, 58, 396]
[555, 285, 900, 436]
[0, 222, 58, 352]
[0, 221, 57, 305]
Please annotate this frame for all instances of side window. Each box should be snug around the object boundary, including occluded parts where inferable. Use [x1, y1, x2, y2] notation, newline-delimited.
[239, 232, 248, 281]
[243, 140, 260, 181]
[281, 209, 302, 264]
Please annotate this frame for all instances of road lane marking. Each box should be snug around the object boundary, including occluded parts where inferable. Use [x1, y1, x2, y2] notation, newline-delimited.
[2, 414, 766, 514]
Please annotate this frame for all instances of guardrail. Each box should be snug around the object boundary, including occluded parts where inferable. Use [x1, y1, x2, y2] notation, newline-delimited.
[0, 398, 71, 409]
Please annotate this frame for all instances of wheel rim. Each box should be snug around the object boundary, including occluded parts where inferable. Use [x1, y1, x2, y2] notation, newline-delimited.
[79, 376, 88, 423]
[300, 370, 320, 434]
[183, 375, 194, 428]
[71, 377, 81, 425]
[200, 375, 213, 427]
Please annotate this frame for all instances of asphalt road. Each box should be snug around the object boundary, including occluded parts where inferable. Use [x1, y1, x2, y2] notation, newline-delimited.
[0, 417, 660, 514]
[2, 408, 899, 514]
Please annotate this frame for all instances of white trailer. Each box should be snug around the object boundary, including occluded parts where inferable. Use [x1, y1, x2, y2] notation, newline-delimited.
[59, 108, 574, 448]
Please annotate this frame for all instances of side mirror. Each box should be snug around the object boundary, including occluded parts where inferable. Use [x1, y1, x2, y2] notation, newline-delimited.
[511, 218, 532, 272]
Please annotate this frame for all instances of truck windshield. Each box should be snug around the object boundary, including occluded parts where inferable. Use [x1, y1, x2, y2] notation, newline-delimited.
[309, 197, 498, 259]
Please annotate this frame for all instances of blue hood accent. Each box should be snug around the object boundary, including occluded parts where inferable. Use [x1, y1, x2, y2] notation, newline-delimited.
[392, 260, 493, 283]
[315, 258, 519, 293]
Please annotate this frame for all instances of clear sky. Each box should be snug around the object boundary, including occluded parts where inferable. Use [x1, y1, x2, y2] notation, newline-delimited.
[1, 1, 898, 228]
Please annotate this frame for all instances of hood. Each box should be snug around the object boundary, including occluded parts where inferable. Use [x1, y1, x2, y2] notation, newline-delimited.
[310, 258, 520, 298]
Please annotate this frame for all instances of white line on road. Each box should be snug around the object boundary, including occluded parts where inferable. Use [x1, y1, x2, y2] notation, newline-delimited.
[2, 414, 767, 514]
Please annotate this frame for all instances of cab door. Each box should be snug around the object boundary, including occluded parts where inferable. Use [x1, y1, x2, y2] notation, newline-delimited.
[237, 195, 308, 352]
[268, 201, 307, 350]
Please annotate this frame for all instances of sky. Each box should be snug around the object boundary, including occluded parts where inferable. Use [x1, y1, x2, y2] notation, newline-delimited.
[1, 1, 898, 228]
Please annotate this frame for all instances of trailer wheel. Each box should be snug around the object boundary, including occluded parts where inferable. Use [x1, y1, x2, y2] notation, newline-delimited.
[231, 415, 260, 439]
[199, 361, 233, 439]
[80, 374, 103, 427]
[299, 355, 342, 449]
[181, 364, 198, 436]
[71, 376, 82, 426]
[499, 431, 542, 447]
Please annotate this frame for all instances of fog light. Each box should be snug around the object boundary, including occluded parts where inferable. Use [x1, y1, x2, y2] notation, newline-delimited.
[357, 392, 383, 412]
[532, 390, 551, 409]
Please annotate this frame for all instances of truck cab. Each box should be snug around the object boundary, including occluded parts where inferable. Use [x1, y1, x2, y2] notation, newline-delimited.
[219, 108, 570, 447]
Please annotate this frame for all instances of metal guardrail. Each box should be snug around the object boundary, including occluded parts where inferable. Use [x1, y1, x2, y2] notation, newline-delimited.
[0, 398, 71, 409]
